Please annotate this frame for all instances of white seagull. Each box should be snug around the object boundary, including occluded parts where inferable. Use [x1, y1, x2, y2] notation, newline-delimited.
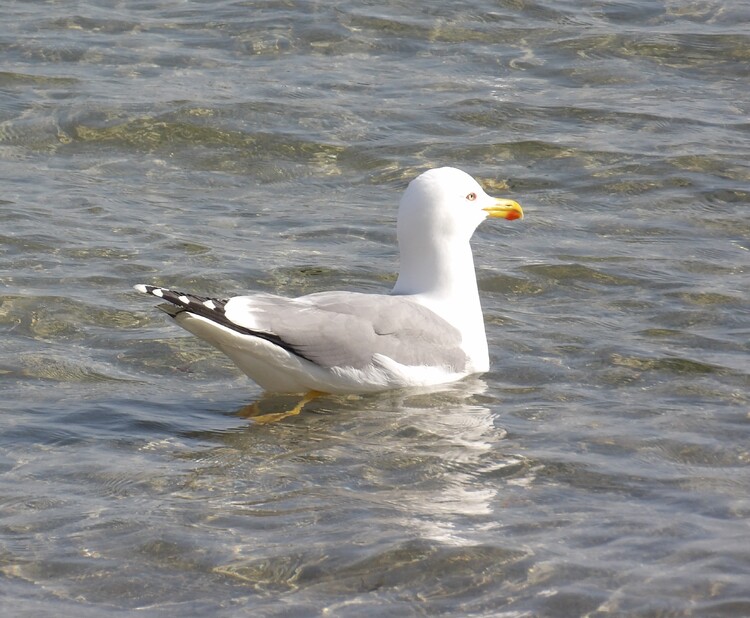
[135, 167, 523, 415]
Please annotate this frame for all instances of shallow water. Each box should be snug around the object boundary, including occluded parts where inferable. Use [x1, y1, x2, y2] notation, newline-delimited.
[1, 1, 749, 616]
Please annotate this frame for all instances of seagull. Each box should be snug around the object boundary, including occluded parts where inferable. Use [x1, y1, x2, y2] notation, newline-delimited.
[134, 167, 523, 416]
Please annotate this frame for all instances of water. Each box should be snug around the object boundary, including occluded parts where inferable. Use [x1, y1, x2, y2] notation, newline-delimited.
[1, 1, 749, 615]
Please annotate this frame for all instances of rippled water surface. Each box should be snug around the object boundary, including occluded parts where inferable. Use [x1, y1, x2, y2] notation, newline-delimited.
[2, 1, 749, 616]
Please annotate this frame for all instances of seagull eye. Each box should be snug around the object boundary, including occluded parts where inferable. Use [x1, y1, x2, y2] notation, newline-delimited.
[466, 192, 477, 201]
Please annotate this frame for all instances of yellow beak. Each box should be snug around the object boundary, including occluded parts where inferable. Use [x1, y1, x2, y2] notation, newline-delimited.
[483, 198, 524, 221]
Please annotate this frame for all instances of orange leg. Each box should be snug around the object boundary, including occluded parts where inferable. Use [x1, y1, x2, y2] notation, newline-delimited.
[237, 390, 324, 424]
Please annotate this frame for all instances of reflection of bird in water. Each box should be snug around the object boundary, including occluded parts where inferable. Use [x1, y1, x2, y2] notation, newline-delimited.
[232, 379, 531, 547]
[134, 168, 523, 419]
[345, 379, 530, 546]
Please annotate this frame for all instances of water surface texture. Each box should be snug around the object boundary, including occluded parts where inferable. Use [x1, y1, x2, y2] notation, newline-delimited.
[2, 1, 749, 616]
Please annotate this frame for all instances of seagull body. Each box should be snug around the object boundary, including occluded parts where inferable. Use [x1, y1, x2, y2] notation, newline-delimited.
[135, 167, 523, 395]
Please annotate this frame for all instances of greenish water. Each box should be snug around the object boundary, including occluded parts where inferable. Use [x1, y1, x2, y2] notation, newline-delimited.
[1, 1, 749, 616]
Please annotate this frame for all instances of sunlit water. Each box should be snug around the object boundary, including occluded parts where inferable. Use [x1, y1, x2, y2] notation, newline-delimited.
[1, 1, 749, 616]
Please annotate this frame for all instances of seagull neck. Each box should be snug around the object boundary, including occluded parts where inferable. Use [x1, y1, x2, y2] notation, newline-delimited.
[392, 241, 481, 306]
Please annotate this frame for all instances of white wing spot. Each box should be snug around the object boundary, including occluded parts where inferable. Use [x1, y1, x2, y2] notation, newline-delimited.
[178, 295, 190, 304]
[204, 300, 216, 310]
[153, 288, 164, 298]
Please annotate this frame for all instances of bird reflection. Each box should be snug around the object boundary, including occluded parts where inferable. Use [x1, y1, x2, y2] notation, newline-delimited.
[220, 378, 530, 547]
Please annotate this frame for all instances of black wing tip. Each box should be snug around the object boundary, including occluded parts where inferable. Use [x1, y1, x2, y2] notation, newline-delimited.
[134, 284, 163, 297]
[134, 284, 225, 311]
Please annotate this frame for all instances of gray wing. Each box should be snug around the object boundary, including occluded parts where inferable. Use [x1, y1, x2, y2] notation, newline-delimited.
[224, 291, 467, 371]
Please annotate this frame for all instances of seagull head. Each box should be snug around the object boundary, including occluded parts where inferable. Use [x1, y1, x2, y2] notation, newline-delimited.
[397, 167, 523, 247]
